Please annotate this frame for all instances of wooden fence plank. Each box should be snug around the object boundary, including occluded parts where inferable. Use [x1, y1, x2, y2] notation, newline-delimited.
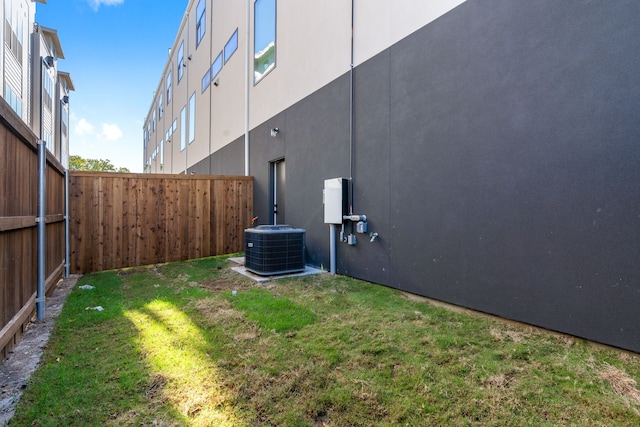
[0, 216, 36, 231]
[67, 172, 253, 274]
[1, 100, 65, 358]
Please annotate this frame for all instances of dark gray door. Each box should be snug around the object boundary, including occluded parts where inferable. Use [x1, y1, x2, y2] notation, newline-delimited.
[272, 159, 285, 224]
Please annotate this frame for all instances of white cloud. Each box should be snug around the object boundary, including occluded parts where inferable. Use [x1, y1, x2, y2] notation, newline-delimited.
[75, 118, 95, 136]
[99, 123, 123, 141]
[87, 0, 124, 11]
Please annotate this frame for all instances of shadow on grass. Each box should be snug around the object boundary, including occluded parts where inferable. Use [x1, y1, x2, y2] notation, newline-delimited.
[10, 256, 640, 426]
[10, 263, 246, 426]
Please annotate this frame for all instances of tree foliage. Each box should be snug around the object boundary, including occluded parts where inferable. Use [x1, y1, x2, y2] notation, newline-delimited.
[68, 155, 130, 173]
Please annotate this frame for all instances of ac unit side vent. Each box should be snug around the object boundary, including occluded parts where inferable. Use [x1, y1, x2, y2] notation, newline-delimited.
[244, 225, 306, 276]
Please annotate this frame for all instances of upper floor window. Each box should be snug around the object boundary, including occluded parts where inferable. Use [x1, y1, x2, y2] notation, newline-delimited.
[61, 103, 69, 137]
[166, 70, 172, 103]
[180, 106, 187, 151]
[201, 67, 211, 93]
[188, 93, 196, 144]
[44, 132, 53, 154]
[211, 51, 223, 81]
[196, 0, 206, 48]
[158, 93, 163, 119]
[177, 41, 185, 82]
[4, 84, 22, 117]
[43, 68, 54, 111]
[224, 29, 238, 63]
[254, 0, 276, 84]
[4, 0, 23, 63]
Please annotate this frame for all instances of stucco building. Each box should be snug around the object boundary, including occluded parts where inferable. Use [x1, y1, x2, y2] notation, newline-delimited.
[144, 1, 640, 353]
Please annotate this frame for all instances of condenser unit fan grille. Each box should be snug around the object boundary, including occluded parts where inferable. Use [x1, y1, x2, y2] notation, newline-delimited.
[244, 225, 306, 275]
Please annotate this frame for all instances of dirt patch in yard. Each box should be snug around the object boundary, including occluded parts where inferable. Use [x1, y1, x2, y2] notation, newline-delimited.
[198, 267, 254, 293]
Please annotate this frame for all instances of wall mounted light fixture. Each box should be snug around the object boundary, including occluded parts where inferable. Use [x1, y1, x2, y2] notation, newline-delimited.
[270, 127, 279, 137]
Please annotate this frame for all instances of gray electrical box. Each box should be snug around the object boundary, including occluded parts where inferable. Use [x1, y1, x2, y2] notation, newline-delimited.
[323, 178, 348, 224]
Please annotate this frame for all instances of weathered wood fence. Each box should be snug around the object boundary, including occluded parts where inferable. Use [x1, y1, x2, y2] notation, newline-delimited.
[0, 100, 66, 358]
[2, 100, 254, 358]
[68, 172, 253, 274]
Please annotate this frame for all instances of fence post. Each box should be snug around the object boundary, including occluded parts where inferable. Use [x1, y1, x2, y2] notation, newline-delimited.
[37, 140, 46, 320]
[65, 170, 70, 278]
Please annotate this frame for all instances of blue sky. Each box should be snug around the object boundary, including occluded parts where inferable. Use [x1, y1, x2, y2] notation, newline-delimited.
[36, 0, 189, 172]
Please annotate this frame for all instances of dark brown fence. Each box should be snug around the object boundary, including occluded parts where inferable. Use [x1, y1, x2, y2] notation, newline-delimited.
[0, 100, 66, 358]
[69, 172, 253, 274]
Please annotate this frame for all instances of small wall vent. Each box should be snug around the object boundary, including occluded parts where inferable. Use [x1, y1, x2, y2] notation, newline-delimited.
[244, 225, 305, 276]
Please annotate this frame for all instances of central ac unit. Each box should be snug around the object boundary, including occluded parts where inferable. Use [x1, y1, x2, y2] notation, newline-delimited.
[244, 225, 306, 276]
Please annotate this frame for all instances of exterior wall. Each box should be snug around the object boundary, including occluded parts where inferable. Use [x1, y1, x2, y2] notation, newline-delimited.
[354, 0, 465, 66]
[30, 27, 55, 153]
[0, 2, 3, 86]
[1, 2, 70, 167]
[145, 0, 640, 353]
[145, 0, 464, 175]
[1, 0, 36, 125]
[207, 1, 244, 163]
[55, 73, 72, 169]
[373, 0, 640, 353]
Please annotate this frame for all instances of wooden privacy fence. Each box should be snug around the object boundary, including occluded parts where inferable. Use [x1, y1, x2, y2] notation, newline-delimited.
[69, 172, 254, 274]
[0, 100, 66, 358]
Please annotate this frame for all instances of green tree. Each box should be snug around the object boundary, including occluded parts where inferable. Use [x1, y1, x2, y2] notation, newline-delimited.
[68, 155, 130, 173]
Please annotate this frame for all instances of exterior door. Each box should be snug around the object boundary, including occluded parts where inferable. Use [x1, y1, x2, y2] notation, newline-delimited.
[271, 159, 286, 224]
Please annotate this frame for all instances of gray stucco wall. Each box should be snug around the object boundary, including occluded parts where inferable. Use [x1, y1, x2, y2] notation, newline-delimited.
[378, 0, 640, 351]
[205, 0, 640, 352]
[188, 137, 246, 176]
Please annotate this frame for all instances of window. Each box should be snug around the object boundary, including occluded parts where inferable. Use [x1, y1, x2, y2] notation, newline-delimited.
[201, 67, 210, 93]
[180, 106, 187, 151]
[224, 29, 238, 63]
[152, 109, 156, 132]
[166, 70, 172, 103]
[166, 119, 177, 142]
[254, 0, 276, 84]
[196, 0, 206, 48]
[4, 84, 22, 116]
[158, 93, 163, 119]
[211, 52, 223, 80]
[44, 132, 53, 154]
[177, 41, 185, 82]
[61, 104, 69, 137]
[188, 93, 196, 144]
[4, 0, 23, 63]
[42, 69, 53, 111]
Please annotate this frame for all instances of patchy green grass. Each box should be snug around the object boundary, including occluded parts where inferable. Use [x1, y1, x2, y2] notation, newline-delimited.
[10, 256, 640, 426]
[226, 287, 316, 333]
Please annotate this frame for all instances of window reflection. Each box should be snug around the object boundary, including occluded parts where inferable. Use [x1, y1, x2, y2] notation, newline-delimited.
[254, 0, 276, 84]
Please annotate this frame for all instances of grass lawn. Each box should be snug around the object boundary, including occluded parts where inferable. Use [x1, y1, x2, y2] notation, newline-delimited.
[10, 256, 640, 426]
